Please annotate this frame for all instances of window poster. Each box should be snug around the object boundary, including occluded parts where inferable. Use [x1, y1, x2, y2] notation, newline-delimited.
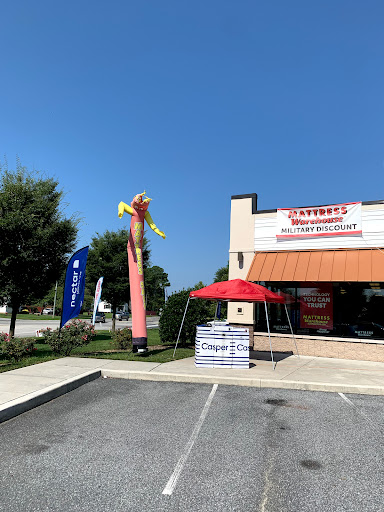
[299, 284, 333, 330]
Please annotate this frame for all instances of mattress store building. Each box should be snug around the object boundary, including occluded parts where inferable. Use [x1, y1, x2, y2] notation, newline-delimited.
[228, 194, 384, 362]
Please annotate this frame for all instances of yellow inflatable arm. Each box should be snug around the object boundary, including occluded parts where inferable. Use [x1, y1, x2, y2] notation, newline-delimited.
[145, 211, 166, 239]
[118, 201, 133, 218]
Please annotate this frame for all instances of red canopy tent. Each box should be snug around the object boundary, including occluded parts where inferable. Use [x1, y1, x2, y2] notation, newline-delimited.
[174, 279, 299, 369]
[189, 279, 285, 303]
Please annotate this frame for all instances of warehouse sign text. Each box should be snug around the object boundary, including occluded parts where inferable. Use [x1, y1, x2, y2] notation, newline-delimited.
[276, 202, 362, 239]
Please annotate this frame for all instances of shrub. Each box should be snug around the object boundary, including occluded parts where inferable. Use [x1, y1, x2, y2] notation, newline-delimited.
[111, 327, 132, 350]
[1, 333, 36, 361]
[0, 332, 9, 345]
[159, 285, 212, 346]
[41, 319, 95, 356]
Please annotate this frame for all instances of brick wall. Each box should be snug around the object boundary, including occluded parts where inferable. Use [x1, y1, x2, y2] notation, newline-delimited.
[229, 324, 254, 347]
[252, 334, 384, 362]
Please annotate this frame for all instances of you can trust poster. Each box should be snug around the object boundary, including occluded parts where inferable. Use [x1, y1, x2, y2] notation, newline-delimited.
[299, 284, 333, 330]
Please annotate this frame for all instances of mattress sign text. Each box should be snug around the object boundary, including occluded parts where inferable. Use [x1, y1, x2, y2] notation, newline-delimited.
[277, 202, 362, 239]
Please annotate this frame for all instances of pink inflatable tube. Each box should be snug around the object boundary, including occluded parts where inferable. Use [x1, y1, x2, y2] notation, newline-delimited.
[118, 192, 166, 352]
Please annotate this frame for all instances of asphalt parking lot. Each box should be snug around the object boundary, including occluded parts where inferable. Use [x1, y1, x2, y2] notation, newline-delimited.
[0, 380, 383, 512]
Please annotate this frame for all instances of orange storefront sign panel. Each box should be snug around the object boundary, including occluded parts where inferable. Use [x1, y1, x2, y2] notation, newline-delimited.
[247, 248, 384, 282]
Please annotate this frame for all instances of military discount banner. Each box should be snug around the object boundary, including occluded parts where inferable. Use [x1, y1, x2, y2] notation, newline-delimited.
[277, 202, 362, 239]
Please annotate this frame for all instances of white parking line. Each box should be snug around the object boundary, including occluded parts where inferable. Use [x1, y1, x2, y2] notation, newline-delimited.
[162, 384, 218, 496]
[338, 392, 382, 433]
[338, 392, 354, 406]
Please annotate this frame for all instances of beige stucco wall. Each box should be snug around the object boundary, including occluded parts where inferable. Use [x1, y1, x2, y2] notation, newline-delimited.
[362, 203, 384, 211]
[228, 195, 256, 325]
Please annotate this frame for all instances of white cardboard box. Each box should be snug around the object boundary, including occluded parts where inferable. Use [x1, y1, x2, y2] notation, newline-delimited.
[195, 324, 249, 369]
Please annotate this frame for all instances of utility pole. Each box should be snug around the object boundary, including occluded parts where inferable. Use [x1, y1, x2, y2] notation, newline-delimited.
[53, 281, 58, 318]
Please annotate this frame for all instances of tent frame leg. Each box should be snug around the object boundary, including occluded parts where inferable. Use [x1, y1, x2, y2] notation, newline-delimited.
[173, 297, 190, 358]
[264, 301, 275, 370]
[284, 304, 300, 358]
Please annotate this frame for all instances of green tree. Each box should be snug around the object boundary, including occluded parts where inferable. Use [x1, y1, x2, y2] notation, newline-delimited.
[144, 265, 170, 313]
[212, 262, 229, 319]
[86, 229, 151, 331]
[159, 283, 212, 346]
[32, 281, 64, 314]
[34, 271, 93, 315]
[0, 163, 78, 336]
[35, 281, 93, 316]
[213, 262, 229, 283]
[82, 285, 94, 313]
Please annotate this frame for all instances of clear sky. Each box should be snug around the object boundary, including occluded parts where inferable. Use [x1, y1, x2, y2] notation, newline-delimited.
[1, 1, 383, 293]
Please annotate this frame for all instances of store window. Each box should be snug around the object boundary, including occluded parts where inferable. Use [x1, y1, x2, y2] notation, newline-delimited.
[336, 283, 384, 339]
[255, 283, 298, 336]
[254, 282, 384, 340]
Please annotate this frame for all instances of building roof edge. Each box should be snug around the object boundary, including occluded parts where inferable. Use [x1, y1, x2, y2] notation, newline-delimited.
[231, 193, 258, 214]
[254, 199, 384, 215]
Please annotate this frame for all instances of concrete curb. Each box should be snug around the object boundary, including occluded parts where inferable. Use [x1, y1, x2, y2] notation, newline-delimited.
[2, 363, 384, 426]
[100, 369, 384, 395]
[0, 369, 100, 424]
[258, 379, 384, 395]
[101, 369, 262, 387]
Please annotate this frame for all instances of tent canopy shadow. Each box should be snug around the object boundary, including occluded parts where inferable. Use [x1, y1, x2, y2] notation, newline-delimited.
[250, 350, 293, 362]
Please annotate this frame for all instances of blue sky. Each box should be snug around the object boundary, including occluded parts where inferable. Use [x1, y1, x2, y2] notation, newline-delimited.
[1, 1, 383, 293]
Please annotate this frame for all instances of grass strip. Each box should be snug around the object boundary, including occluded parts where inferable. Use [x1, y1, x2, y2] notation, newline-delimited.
[0, 329, 194, 373]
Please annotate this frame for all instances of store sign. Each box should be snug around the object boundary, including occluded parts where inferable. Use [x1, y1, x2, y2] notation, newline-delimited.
[277, 202, 362, 239]
[299, 284, 333, 330]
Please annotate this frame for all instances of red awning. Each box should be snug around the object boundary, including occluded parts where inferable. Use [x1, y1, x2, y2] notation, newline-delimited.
[189, 279, 284, 303]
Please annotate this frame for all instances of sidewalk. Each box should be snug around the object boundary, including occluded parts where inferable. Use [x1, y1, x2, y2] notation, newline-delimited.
[1, 353, 384, 423]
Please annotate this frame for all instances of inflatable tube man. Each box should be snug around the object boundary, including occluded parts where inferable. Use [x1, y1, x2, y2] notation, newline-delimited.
[118, 192, 166, 352]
